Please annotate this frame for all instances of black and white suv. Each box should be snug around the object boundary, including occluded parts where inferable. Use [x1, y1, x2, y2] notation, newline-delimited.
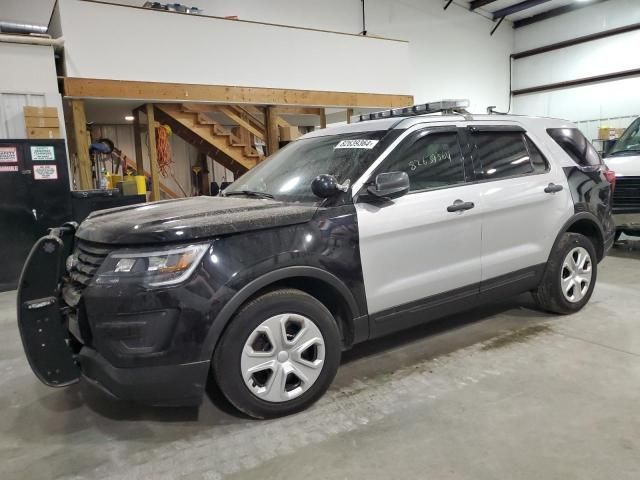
[17, 100, 616, 419]
[604, 116, 640, 239]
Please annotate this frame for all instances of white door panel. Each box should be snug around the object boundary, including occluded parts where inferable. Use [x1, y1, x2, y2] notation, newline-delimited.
[356, 184, 482, 314]
[480, 171, 573, 280]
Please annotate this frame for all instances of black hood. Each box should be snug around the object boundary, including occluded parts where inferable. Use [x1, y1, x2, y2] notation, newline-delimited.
[76, 196, 318, 245]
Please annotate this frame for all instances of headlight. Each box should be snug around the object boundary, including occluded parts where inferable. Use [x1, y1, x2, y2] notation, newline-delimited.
[95, 243, 210, 287]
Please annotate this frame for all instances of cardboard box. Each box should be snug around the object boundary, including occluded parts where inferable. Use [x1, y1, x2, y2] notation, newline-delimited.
[27, 127, 61, 139]
[25, 116, 60, 128]
[23, 106, 59, 118]
[279, 125, 301, 142]
[598, 127, 626, 141]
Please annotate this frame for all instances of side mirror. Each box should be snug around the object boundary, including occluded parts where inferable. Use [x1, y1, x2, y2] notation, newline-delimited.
[311, 174, 350, 198]
[366, 171, 410, 199]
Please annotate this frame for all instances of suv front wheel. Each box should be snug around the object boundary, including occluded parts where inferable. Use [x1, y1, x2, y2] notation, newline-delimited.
[213, 288, 341, 419]
[533, 232, 598, 314]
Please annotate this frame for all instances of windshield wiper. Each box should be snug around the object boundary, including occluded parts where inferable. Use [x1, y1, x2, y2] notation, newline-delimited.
[224, 190, 274, 199]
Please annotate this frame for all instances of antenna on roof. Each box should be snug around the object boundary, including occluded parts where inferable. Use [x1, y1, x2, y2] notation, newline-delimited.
[354, 99, 470, 122]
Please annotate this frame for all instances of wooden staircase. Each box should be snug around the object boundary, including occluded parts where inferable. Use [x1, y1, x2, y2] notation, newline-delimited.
[154, 103, 266, 176]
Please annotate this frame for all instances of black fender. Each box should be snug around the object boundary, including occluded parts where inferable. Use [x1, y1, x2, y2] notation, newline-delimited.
[199, 266, 361, 361]
[550, 212, 606, 261]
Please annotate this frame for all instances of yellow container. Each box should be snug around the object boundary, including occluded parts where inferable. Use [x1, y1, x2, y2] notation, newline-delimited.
[108, 174, 122, 189]
[134, 175, 147, 195]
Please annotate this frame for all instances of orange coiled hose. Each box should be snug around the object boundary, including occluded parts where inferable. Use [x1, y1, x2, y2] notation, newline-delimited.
[155, 124, 173, 176]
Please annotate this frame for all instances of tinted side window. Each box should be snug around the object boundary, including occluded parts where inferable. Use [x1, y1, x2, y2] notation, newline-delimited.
[524, 136, 549, 174]
[473, 132, 533, 179]
[547, 128, 602, 167]
[381, 131, 465, 192]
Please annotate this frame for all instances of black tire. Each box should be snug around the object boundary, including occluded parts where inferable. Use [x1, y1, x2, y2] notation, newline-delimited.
[533, 232, 598, 315]
[212, 288, 341, 419]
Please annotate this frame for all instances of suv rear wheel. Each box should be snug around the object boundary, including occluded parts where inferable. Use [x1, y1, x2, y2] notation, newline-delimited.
[533, 232, 597, 314]
[213, 288, 341, 419]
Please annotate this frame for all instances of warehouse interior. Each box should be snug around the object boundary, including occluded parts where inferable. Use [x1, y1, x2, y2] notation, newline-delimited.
[1, 0, 640, 478]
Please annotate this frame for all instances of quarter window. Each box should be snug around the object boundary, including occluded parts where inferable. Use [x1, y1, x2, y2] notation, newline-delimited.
[380, 131, 465, 192]
[472, 132, 534, 179]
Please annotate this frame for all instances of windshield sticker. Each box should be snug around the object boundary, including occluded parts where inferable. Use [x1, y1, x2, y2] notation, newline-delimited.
[334, 139, 379, 150]
[33, 164, 58, 180]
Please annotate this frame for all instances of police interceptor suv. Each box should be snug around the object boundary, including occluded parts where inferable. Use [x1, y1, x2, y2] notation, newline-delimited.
[604, 116, 640, 239]
[18, 100, 616, 419]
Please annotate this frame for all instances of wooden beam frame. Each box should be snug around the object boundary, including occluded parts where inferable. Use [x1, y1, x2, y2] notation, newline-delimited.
[132, 108, 144, 173]
[62, 77, 413, 109]
[145, 104, 160, 201]
[69, 99, 92, 190]
[265, 106, 280, 156]
[319, 109, 327, 129]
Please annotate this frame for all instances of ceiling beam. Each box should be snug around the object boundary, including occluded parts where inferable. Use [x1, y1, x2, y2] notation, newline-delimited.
[492, 0, 551, 20]
[512, 67, 640, 96]
[469, 0, 498, 10]
[62, 78, 414, 109]
[514, 0, 609, 28]
[512, 21, 640, 59]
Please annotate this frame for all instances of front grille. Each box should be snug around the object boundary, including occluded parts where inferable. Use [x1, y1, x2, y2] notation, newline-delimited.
[62, 240, 114, 309]
[70, 240, 113, 287]
[613, 176, 640, 209]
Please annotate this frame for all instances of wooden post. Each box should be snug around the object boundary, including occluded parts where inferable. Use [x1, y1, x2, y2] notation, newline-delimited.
[346, 108, 353, 124]
[319, 108, 327, 129]
[70, 99, 92, 190]
[145, 104, 160, 201]
[133, 108, 144, 173]
[265, 106, 279, 156]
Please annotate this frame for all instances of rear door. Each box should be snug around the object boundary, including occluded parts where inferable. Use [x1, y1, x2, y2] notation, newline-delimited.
[465, 125, 573, 283]
[355, 125, 482, 336]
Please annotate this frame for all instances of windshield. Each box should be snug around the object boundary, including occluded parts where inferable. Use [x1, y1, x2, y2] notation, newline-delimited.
[224, 130, 390, 203]
[609, 118, 640, 155]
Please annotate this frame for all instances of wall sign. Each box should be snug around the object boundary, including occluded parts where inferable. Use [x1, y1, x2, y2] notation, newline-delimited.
[30, 146, 56, 161]
[0, 165, 18, 172]
[33, 164, 58, 180]
[0, 146, 18, 163]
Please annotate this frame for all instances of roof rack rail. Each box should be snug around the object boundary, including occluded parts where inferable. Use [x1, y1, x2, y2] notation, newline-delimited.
[353, 99, 470, 123]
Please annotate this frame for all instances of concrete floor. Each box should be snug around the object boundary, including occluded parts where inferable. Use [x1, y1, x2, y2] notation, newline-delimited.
[1, 238, 640, 480]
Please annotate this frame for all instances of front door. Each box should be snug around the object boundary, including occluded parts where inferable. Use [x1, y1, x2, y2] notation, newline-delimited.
[355, 126, 482, 337]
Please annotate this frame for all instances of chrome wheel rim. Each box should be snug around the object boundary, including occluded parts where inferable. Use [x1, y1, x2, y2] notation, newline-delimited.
[241, 314, 325, 403]
[561, 247, 593, 303]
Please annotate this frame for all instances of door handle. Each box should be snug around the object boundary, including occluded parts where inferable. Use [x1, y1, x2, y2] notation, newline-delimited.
[544, 183, 563, 194]
[20, 169, 32, 175]
[447, 200, 475, 213]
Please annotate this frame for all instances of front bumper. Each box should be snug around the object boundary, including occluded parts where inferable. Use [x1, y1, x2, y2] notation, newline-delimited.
[613, 212, 640, 231]
[17, 226, 215, 407]
[79, 347, 209, 406]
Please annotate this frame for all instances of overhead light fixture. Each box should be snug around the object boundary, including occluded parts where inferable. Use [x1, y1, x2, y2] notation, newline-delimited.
[124, 115, 134, 121]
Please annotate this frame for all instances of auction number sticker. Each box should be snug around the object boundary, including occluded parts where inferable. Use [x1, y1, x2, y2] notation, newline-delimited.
[334, 139, 379, 149]
[33, 164, 58, 180]
[30, 146, 56, 161]
[0, 146, 18, 163]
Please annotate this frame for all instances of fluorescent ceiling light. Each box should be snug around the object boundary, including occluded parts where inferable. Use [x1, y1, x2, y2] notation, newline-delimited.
[124, 115, 134, 121]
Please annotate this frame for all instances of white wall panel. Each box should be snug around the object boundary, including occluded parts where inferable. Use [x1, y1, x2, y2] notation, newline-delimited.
[512, 0, 640, 126]
[57, 0, 514, 111]
[515, 0, 640, 51]
[57, 0, 410, 97]
[0, 43, 66, 140]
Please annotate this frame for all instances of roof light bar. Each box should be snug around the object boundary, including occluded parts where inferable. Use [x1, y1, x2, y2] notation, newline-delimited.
[355, 99, 470, 122]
